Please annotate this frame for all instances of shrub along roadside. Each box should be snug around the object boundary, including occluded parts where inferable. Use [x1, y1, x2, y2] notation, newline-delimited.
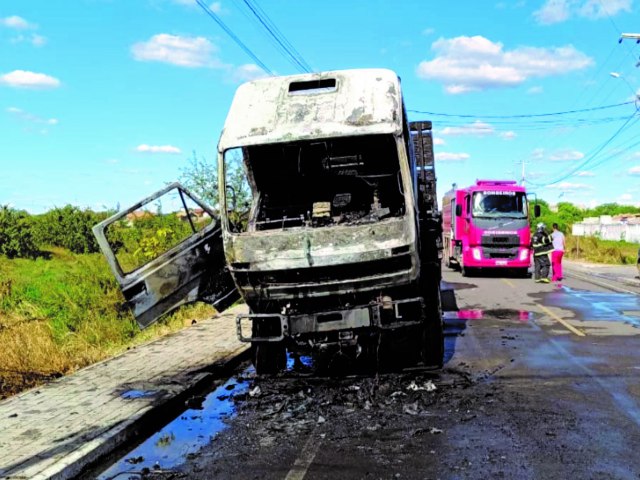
[564, 234, 638, 265]
[0, 247, 215, 398]
[0, 206, 39, 259]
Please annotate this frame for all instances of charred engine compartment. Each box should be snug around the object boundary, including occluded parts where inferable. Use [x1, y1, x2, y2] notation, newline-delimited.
[240, 134, 406, 231]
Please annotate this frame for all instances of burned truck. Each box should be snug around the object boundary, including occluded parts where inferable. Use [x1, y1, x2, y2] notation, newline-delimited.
[93, 68, 443, 374]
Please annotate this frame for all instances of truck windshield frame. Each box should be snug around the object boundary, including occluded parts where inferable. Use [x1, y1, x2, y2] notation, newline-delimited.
[471, 191, 528, 219]
[222, 133, 407, 233]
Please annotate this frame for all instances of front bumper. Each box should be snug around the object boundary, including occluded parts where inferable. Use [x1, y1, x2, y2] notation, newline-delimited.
[236, 297, 424, 342]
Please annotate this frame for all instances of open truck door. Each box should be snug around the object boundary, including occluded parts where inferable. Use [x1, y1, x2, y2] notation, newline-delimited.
[92, 182, 239, 329]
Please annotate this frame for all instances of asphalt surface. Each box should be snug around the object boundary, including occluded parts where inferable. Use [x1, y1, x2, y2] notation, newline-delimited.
[95, 267, 640, 480]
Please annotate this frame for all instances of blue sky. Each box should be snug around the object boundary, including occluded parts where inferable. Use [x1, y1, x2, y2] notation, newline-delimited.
[1, 0, 639, 213]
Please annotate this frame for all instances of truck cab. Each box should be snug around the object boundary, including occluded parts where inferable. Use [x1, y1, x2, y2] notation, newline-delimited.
[442, 180, 537, 276]
[93, 69, 444, 373]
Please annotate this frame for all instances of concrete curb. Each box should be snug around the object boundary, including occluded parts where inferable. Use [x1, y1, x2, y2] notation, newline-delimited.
[0, 305, 250, 480]
[62, 350, 250, 480]
[564, 267, 640, 294]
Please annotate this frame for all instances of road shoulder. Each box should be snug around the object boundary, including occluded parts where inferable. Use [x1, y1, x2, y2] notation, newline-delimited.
[0, 304, 249, 480]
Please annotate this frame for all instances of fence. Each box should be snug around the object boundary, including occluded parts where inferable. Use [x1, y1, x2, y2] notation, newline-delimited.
[572, 222, 640, 243]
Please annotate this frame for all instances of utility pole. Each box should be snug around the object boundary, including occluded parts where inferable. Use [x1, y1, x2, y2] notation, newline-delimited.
[619, 33, 640, 72]
[620, 33, 640, 42]
[514, 158, 529, 186]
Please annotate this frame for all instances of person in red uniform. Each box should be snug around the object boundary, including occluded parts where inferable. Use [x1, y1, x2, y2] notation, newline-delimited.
[551, 223, 565, 282]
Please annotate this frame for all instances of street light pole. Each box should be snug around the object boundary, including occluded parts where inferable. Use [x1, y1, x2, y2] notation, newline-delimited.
[620, 33, 640, 42]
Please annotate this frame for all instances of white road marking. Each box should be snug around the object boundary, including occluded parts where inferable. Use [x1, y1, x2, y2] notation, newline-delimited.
[284, 429, 323, 480]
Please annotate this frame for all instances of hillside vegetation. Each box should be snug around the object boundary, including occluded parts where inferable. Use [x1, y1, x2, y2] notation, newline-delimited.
[0, 205, 215, 398]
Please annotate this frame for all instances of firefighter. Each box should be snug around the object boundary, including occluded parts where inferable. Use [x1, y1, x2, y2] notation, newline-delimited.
[532, 222, 553, 283]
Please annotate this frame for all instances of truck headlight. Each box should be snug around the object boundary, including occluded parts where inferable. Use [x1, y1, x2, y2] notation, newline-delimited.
[519, 248, 529, 261]
[472, 247, 482, 260]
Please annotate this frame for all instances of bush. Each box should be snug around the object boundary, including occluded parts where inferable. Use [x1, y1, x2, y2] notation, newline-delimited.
[0, 206, 39, 259]
[33, 206, 109, 254]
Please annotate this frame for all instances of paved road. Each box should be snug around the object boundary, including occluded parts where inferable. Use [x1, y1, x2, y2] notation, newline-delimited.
[94, 265, 640, 479]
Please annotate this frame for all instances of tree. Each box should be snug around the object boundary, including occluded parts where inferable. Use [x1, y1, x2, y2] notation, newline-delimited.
[33, 205, 106, 254]
[179, 151, 218, 207]
[0, 206, 39, 258]
[179, 150, 252, 218]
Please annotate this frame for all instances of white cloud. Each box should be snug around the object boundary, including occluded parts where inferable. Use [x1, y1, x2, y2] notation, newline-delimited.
[416, 35, 593, 94]
[433, 137, 446, 145]
[9, 33, 47, 47]
[534, 0, 572, 24]
[422, 27, 435, 36]
[31, 34, 47, 47]
[440, 121, 495, 136]
[534, 0, 632, 24]
[532, 148, 545, 160]
[575, 170, 595, 177]
[527, 86, 544, 95]
[6, 106, 58, 125]
[500, 131, 517, 140]
[548, 149, 585, 161]
[435, 152, 470, 161]
[628, 165, 640, 176]
[210, 1, 223, 13]
[136, 144, 182, 154]
[578, 0, 632, 18]
[0, 15, 35, 29]
[619, 193, 633, 201]
[0, 70, 60, 89]
[547, 181, 591, 191]
[231, 63, 268, 82]
[131, 34, 219, 68]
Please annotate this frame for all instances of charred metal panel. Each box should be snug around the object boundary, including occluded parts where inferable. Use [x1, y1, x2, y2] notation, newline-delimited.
[235, 297, 425, 342]
[225, 217, 414, 269]
[93, 183, 239, 329]
[218, 69, 403, 151]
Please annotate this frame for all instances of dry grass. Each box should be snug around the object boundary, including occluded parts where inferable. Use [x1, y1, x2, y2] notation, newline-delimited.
[0, 248, 216, 398]
[565, 234, 638, 265]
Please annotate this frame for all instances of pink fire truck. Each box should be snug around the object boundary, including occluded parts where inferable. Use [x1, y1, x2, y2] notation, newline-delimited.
[442, 180, 540, 276]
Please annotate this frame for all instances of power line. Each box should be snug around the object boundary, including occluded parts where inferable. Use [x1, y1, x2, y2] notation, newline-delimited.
[528, 110, 640, 187]
[195, 0, 274, 76]
[408, 100, 635, 119]
[597, 0, 639, 62]
[240, 0, 312, 73]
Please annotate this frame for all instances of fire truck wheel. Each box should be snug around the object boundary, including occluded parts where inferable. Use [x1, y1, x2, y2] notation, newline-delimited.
[252, 342, 286, 375]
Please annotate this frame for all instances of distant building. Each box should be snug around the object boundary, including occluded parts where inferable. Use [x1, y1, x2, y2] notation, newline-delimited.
[572, 214, 640, 243]
[125, 210, 154, 225]
[176, 208, 211, 222]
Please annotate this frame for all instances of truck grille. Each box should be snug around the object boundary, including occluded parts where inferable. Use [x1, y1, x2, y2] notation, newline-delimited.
[482, 247, 519, 260]
[481, 234, 520, 247]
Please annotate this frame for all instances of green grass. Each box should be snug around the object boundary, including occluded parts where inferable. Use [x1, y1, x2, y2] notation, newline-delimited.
[0, 247, 216, 398]
[565, 234, 639, 265]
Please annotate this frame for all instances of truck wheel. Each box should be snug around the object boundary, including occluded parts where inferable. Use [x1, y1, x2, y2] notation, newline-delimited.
[461, 266, 474, 277]
[251, 317, 286, 375]
[252, 342, 286, 375]
[422, 282, 444, 368]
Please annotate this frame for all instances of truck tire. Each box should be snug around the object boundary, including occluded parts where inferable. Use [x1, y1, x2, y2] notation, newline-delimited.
[251, 317, 286, 375]
[252, 342, 286, 375]
[461, 265, 474, 277]
[422, 281, 444, 368]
